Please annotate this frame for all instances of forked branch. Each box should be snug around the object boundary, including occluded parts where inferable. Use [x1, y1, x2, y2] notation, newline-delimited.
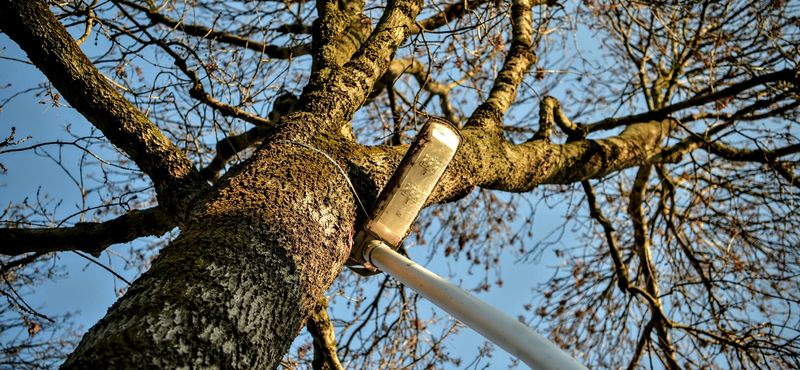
[628, 165, 679, 370]
[372, 59, 460, 123]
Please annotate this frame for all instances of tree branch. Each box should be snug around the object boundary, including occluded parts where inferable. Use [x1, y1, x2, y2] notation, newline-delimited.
[311, 0, 372, 72]
[410, 0, 554, 34]
[199, 93, 300, 182]
[650, 89, 797, 164]
[163, 49, 277, 128]
[627, 318, 655, 370]
[628, 165, 680, 370]
[467, 0, 536, 128]
[307, 296, 345, 370]
[771, 162, 800, 189]
[410, 0, 488, 34]
[298, 0, 423, 137]
[704, 141, 800, 163]
[680, 98, 800, 123]
[543, 96, 589, 139]
[0, 252, 46, 274]
[538, 97, 631, 290]
[0, 0, 209, 224]
[587, 68, 800, 133]
[652, 103, 800, 190]
[704, 141, 800, 189]
[371, 59, 459, 123]
[492, 119, 671, 188]
[108, 4, 280, 131]
[582, 180, 629, 292]
[531, 97, 554, 142]
[0, 207, 175, 257]
[655, 165, 720, 314]
[199, 127, 268, 182]
[115, 0, 311, 58]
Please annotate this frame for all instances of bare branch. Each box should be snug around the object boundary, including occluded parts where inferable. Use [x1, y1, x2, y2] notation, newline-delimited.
[115, 0, 311, 58]
[467, 0, 536, 128]
[581, 180, 629, 292]
[705, 142, 800, 163]
[410, 0, 489, 34]
[200, 127, 267, 182]
[628, 165, 679, 370]
[0, 127, 32, 173]
[531, 97, 554, 142]
[771, 162, 800, 189]
[587, 68, 800, 132]
[627, 319, 655, 370]
[372, 59, 459, 123]
[74, 0, 96, 46]
[411, 0, 554, 34]
[307, 296, 345, 370]
[180, 62, 275, 128]
[0, 0, 209, 224]
[545, 96, 588, 139]
[110, 4, 280, 131]
[199, 93, 300, 182]
[1, 207, 175, 257]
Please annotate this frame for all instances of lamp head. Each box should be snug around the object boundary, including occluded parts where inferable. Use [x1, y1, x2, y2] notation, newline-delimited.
[347, 117, 462, 275]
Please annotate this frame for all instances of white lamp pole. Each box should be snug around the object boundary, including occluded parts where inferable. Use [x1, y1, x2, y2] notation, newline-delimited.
[362, 240, 588, 370]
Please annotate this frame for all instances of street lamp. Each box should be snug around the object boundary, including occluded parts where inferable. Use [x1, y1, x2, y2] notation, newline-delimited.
[347, 117, 461, 274]
[347, 118, 588, 370]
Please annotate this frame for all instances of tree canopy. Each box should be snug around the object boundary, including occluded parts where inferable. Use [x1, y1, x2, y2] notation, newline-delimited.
[1, 0, 798, 369]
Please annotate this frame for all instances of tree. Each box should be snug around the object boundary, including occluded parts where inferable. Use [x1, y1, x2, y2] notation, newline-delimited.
[0, 0, 798, 368]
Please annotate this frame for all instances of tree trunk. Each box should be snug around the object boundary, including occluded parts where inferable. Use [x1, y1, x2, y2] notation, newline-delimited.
[62, 141, 358, 369]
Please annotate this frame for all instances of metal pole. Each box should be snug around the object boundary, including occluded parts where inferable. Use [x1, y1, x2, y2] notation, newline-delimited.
[363, 241, 589, 370]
